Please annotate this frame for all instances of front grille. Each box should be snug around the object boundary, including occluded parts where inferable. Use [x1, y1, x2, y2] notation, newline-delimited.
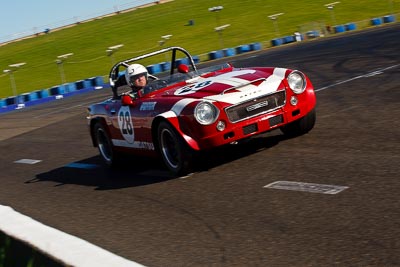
[225, 90, 286, 123]
[269, 115, 283, 127]
[243, 123, 258, 135]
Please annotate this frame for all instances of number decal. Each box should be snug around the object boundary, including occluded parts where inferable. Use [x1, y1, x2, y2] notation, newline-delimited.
[175, 80, 213, 95]
[117, 106, 134, 143]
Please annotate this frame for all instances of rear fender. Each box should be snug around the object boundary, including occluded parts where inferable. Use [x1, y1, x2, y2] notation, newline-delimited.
[154, 111, 200, 151]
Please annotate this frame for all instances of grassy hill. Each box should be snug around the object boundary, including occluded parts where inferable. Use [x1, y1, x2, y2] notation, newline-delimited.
[0, 0, 398, 98]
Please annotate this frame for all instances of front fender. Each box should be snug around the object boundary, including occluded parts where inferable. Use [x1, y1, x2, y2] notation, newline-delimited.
[155, 111, 200, 151]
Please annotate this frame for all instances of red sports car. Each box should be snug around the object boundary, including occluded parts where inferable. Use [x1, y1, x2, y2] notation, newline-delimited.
[87, 47, 316, 175]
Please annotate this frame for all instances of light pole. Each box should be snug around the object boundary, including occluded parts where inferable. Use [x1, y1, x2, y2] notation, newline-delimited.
[209, 6, 228, 49]
[215, 24, 230, 49]
[3, 62, 26, 97]
[208, 6, 223, 26]
[56, 53, 73, 84]
[106, 44, 124, 65]
[325, 2, 340, 25]
[388, 0, 394, 14]
[268, 13, 284, 37]
[159, 34, 172, 47]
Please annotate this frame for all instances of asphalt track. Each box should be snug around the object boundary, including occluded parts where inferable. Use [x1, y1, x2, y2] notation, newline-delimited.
[1, 24, 399, 266]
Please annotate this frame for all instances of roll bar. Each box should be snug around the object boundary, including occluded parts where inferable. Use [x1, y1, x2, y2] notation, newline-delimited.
[108, 46, 198, 88]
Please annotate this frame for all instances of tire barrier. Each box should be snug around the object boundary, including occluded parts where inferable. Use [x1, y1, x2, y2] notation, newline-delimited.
[160, 61, 171, 72]
[345, 23, 357, 31]
[383, 15, 395, 23]
[146, 64, 162, 74]
[40, 89, 50, 99]
[174, 57, 190, 67]
[75, 80, 85, 90]
[192, 55, 200, 64]
[208, 50, 224, 60]
[334, 25, 346, 33]
[223, 48, 236, 57]
[371, 17, 383, 26]
[86, 76, 104, 87]
[235, 44, 251, 54]
[271, 38, 283, 47]
[0, 76, 104, 112]
[5, 96, 16, 106]
[49, 86, 65, 96]
[250, 42, 262, 51]
[283, 36, 295, 44]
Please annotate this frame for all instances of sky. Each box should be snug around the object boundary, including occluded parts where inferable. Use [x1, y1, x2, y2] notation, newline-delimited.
[1, 0, 154, 43]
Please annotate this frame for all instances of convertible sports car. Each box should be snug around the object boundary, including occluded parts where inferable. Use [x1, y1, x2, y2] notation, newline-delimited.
[87, 47, 316, 175]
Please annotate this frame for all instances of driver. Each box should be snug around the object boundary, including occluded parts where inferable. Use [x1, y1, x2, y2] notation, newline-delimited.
[125, 64, 148, 98]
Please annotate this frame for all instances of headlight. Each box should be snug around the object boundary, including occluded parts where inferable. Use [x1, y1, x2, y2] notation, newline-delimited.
[194, 101, 219, 125]
[287, 71, 306, 94]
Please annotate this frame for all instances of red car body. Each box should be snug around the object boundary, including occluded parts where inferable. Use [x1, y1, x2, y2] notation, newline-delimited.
[88, 47, 316, 175]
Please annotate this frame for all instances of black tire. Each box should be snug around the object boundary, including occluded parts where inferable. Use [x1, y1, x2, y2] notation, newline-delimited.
[280, 108, 316, 137]
[157, 121, 193, 176]
[94, 122, 121, 167]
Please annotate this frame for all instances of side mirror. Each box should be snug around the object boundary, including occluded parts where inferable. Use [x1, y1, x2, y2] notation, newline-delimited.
[178, 64, 189, 74]
[121, 95, 134, 106]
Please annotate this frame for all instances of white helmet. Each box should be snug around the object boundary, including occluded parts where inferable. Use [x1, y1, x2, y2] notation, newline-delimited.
[125, 64, 148, 87]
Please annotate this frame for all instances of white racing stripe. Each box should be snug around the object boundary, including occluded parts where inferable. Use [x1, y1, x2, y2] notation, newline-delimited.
[0, 204, 145, 267]
[205, 67, 287, 104]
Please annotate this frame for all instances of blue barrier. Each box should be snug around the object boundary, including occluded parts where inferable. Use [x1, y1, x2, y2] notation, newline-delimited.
[174, 58, 189, 67]
[192, 55, 200, 64]
[160, 62, 171, 72]
[94, 76, 104, 86]
[334, 25, 346, 33]
[49, 86, 64, 96]
[283, 36, 295, 44]
[84, 78, 97, 87]
[250, 42, 262, 51]
[21, 93, 31, 103]
[147, 64, 162, 74]
[5, 96, 16, 106]
[29, 90, 40, 101]
[383, 15, 395, 23]
[83, 80, 92, 89]
[371, 18, 383, 26]
[208, 50, 224, 60]
[75, 80, 85, 90]
[271, 38, 283, 47]
[345, 23, 357, 31]
[223, 48, 236, 57]
[66, 82, 77, 92]
[39, 89, 49, 98]
[236, 45, 251, 54]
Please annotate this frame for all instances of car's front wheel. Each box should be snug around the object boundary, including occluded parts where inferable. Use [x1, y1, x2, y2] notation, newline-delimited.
[280, 108, 316, 137]
[157, 121, 193, 176]
[94, 122, 121, 167]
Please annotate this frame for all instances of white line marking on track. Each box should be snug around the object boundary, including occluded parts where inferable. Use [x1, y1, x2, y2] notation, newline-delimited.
[315, 64, 400, 92]
[264, 181, 349, 194]
[0, 204, 145, 267]
[14, 159, 42, 164]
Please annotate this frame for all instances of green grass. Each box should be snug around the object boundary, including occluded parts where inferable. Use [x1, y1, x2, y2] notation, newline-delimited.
[0, 0, 398, 98]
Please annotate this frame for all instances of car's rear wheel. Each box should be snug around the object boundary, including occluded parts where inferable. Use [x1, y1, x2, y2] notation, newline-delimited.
[280, 108, 316, 137]
[94, 122, 121, 167]
[157, 121, 193, 176]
